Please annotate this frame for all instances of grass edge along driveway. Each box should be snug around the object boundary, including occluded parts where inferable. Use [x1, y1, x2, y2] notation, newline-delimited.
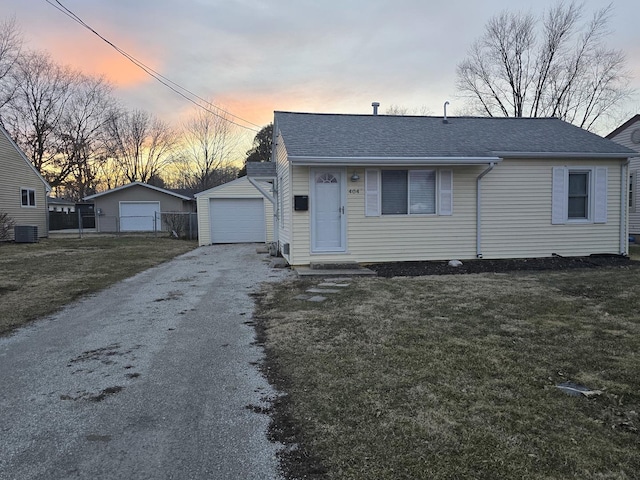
[257, 264, 640, 479]
[0, 236, 196, 335]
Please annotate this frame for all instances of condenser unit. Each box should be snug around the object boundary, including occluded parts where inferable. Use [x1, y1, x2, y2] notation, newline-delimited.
[14, 225, 38, 243]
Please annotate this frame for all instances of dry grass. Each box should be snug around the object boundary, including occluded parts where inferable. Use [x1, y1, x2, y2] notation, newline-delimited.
[258, 266, 640, 479]
[0, 235, 196, 335]
[629, 244, 640, 260]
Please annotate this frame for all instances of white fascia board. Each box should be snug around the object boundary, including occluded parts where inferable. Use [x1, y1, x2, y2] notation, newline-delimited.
[288, 156, 503, 166]
[493, 151, 633, 159]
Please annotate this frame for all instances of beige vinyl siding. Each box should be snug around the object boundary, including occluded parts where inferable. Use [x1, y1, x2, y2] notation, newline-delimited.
[275, 132, 292, 262]
[196, 177, 273, 246]
[480, 159, 624, 258]
[607, 119, 640, 234]
[289, 165, 483, 265]
[0, 130, 49, 240]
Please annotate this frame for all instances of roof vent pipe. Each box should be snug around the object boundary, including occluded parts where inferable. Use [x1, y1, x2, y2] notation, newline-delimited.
[443, 101, 450, 124]
[372, 102, 380, 115]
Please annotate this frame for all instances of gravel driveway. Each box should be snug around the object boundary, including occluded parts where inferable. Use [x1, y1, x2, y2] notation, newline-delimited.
[0, 244, 292, 480]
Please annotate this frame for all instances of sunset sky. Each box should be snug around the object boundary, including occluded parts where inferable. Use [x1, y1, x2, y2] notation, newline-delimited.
[4, 0, 640, 144]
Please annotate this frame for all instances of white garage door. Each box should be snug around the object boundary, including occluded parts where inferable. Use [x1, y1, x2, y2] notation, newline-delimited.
[120, 202, 161, 232]
[210, 198, 265, 243]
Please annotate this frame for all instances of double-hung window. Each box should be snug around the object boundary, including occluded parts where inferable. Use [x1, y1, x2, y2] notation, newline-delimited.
[21, 188, 36, 207]
[366, 169, 452, 217]
[567, 171, 590, 219]
[380, 170, 436, 215]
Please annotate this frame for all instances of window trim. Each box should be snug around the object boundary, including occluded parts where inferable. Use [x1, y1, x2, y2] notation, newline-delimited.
[21, 187, 36, 208]
[567, 170, 591, 222]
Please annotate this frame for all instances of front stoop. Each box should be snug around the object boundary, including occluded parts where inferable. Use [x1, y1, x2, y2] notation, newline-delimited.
[295, 263, 376, 277]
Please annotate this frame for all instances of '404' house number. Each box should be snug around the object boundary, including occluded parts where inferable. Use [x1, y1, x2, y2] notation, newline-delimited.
[348, 188, 361, 194]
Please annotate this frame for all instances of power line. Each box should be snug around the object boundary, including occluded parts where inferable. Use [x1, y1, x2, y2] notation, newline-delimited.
[45, 0, 261, 132]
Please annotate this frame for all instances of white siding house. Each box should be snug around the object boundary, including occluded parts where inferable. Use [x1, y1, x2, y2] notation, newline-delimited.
[0, 124, 51, 240]
[248, 111, 636, 266]
[606, 115, 640, 235]
[195, 176, 274, 245]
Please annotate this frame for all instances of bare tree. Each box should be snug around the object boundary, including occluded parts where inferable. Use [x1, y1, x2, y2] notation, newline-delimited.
[456, 1, 632, 131]
[56, 75, 115, 200]
[0, 16, 22, 109]
[384, 105, 433, 116]
[2, 50, 77, 186]
[103, 109, 177, 184]
[177, 107, 241, 191]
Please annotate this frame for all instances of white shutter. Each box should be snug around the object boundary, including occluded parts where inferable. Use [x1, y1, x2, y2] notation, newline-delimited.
[551, 167, 567, 224]
[438, 169, 453, 216]
[593, 167, 607, 223]
[365, 169, 380, 217]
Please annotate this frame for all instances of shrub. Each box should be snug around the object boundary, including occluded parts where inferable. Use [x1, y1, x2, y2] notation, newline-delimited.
[0, 212, 15, 240]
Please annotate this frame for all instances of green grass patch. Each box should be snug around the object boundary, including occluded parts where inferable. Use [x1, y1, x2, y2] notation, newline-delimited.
[0, 235, 196, 335]
[258, 267, 640, 479]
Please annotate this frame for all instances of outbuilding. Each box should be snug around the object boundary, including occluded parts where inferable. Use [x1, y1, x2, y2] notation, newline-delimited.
[84, 182, 195, 233]
[195, 176, 274, 245]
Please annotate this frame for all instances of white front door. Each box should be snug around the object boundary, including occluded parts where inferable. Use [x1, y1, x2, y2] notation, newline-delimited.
[311, 169, 345, 252]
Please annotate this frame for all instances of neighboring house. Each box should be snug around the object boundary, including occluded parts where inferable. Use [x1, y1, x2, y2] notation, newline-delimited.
[248, 111, 636, 266]
[0, 123, 51, 240]
[84, 182, 195, 233]
[606, 115, 640, 235]
[195, 176, 274, 245]
[48, 197, 76, 213]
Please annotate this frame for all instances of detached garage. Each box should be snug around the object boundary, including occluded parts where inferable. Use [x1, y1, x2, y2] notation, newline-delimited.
[195, 177, 274, 245]
[84, 182, 195, 233]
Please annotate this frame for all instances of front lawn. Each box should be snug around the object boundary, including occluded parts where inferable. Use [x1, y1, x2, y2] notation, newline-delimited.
[257, 265, 640, 479]
[0, 235, 196, 335]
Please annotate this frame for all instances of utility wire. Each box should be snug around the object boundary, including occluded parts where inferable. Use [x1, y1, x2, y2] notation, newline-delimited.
[45, 0, 261, 132]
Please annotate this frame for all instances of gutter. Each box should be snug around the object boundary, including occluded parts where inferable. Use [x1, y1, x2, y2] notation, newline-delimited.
[476, 162, 496, 258]
[621, 160, 630, 255]
[289, 156, 502, 166]
[247, 177, 276, 205]
[492, 151, 633, 159]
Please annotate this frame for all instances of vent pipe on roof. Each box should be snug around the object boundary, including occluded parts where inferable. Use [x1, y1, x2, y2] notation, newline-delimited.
[443, 101, 450, 124]
[372, 102, 380, 115]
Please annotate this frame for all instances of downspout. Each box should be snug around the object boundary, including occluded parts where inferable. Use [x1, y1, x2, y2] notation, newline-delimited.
[476, 162, 495, 258]
[620, 159, 630, 255]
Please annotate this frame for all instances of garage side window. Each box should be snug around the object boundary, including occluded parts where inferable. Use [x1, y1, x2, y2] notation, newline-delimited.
[21, 188, 36, 207]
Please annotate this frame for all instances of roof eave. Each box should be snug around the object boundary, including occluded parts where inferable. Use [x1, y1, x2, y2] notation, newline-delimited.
[492, 151, 633, 159]
[288, 156, 502, 166]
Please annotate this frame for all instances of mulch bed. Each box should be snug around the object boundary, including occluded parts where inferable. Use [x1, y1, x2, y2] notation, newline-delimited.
[367, 254, 637, 278]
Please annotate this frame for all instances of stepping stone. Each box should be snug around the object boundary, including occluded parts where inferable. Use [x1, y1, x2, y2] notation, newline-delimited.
[307, 295, 327, 302]
[294, 294, 311, 300]
[318, 282, 337, 287]
[306, 288, 341, 294]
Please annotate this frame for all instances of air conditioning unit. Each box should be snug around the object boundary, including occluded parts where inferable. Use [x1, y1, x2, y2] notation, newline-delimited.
[14, 225, 38, 243]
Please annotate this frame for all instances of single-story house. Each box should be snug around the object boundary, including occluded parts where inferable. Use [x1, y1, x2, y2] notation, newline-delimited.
[195, 176, 274, 245]
[606, 115, 640, 235]
[247, 110, 637, 266]
[84, 182, 195, 233]
[0, 123, 51, 240]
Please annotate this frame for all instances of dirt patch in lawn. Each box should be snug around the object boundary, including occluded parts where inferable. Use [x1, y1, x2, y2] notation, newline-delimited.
[368, 254, 636, 277]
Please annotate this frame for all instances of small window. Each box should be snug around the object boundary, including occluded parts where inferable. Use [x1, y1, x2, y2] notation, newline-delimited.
[568, 171, 589, 219]
[21, 188, 36, 207]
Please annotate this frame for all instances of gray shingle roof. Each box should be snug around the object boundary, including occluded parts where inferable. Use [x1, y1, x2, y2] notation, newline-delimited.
[274, 112, 635, 159]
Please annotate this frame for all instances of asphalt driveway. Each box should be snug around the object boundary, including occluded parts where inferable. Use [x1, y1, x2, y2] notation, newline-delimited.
[0, 244, 291, 480]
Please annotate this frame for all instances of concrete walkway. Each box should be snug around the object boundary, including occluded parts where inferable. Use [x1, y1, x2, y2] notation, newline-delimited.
[0, 244, 291, 480]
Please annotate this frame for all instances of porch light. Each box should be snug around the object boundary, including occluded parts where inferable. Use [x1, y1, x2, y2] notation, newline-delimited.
[351, 172, 360, 182]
